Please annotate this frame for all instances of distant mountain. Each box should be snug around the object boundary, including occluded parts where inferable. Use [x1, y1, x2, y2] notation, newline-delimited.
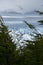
[0, 11, 22, 16]
[8, 11, 21, 14]
[0, 10, 42, 16]
[24, 11, 40, 16]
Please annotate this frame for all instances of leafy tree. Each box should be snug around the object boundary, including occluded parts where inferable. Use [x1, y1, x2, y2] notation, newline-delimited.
[0, 17, 17, 65]
[0, 16, 43, 65]
[19, 21, 43, 65]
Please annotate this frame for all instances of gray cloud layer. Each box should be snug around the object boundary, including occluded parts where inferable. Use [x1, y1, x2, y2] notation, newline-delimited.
[0, 0, 43, 12]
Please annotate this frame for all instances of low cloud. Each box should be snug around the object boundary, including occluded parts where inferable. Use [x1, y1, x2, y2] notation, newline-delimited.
[0, 0, 43, 12]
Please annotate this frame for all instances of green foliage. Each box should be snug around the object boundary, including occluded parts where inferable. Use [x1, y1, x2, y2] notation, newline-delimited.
[18, 35, 43, 65]
[0, 17, 43, 65]
[24, 21, 35, 29]
[38, 20, 43, 25]
[0, 17, 17, 65]
[20, 21, 43, 65]
[35, 10, 43, 15]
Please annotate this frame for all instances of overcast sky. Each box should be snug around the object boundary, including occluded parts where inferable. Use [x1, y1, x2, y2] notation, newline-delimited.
[0, 0, 43, 12]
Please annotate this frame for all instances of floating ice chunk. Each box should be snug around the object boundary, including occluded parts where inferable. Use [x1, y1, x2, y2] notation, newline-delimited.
[22, 34, 33, 41]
